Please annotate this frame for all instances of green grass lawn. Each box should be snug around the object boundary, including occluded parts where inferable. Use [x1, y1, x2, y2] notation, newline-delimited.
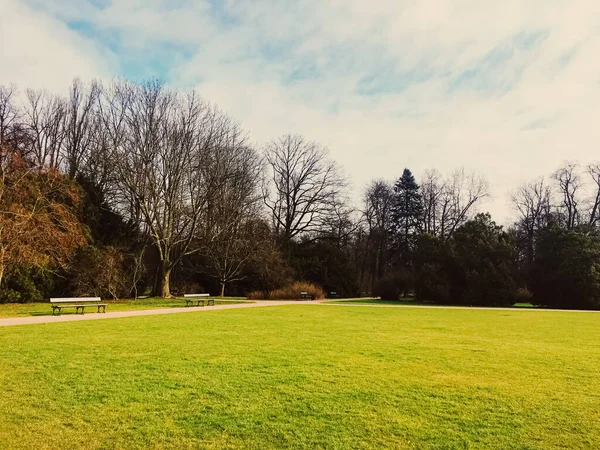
[1, 306, 599, 449]
[331, 298, 536, 308]
[0, 297, 248, 318]
[330, 299, 433, 306]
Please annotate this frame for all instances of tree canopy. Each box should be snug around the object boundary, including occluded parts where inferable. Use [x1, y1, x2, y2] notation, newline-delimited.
[0, 79, 599, 310]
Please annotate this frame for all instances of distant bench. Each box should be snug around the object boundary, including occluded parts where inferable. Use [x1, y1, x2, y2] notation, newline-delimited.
[329, 291, 340, 299]
[50, 297, 106, 315]
[300, 291, 314, 300]
[183, 293, 215, 307]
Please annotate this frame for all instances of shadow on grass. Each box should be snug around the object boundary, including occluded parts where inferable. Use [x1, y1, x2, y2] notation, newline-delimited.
[329, 298, 538, 308]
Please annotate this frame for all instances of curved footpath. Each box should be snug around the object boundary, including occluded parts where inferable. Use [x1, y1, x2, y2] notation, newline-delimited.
[0, 300, 597, 327]
[0, 300, 313, 327]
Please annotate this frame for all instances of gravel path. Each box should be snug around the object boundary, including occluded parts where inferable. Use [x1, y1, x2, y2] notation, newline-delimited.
[0, 300, 315, 327]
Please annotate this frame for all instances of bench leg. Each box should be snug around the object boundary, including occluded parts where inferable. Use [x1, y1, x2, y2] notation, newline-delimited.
[208, 299, 214, 306]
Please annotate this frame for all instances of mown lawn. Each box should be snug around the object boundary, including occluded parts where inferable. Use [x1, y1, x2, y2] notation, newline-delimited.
[0, 297, 248, 318]
[0, 306, 599, 449]
[331, 299, 536, 308]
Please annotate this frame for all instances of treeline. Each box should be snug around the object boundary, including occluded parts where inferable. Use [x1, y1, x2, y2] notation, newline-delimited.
[360, 164, 600, 310]
[0, 79, 599, 309]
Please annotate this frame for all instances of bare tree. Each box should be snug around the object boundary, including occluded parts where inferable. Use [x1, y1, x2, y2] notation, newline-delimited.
[102, 80, 246, 297]
[438, 168, 490, 239]
[263, 134, 346, 245]
[511, 178, 551, 265]
[419, 168, 489, 239]
[203, 218, 267, 297]
[197, 144, 263, 296]
[62, 78, 102, 178]
[361, 180, 394, 292]
[23, 89, 66, 169]
[553, 163, 580, 229]
[586, 164, 600, 226]
[0, 85, 20, 146]
[420, 169, 445, 235]
[319, 197, 358, 246]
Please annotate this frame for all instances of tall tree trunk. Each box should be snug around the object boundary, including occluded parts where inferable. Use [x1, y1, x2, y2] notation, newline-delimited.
[154, 261, 172, 298]
[220, 282, 225, 297]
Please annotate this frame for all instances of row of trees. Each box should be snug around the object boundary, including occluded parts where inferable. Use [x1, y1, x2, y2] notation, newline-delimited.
[358, 163, 600, 309]
[1, 79, 599, 309]
[0, 79, 355, 301]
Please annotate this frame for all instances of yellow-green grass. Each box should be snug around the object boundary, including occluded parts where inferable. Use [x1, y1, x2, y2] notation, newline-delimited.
[0, 297, 248, 318]
[1, 306, 599, 449]
[331, 299, 537, 308]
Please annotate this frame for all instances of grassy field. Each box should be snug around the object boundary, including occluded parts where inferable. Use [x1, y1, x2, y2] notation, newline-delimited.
[331, 298, 536, 308]
[0, 297, 248, 318]
[0, 305, 599, 449]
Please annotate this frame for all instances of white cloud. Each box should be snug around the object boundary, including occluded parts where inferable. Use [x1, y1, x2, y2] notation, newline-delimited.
[4, 0, 600, 223]
[0, 0, 112, 93]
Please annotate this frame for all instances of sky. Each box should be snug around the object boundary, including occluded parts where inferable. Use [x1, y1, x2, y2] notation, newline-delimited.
[2, 0, 600, 223]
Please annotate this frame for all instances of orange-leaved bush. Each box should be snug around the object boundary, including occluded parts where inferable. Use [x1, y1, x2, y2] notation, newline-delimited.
[247, 281, 325, 300]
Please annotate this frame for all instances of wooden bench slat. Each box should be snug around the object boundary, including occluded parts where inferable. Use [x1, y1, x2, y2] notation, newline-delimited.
[50, 297, 102, 303]
[50, 297, 106, 315]
[182, 294, 214, 307]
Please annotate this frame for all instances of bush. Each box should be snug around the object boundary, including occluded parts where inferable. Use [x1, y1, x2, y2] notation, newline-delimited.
[515, 287, 533, 303]
[246, 290, 266, 300]
[171, 280, 203, 296]
[373, 269, 414, 301]
[415, 263, 453, 304]
[530, 225, 600, 309]
[247, 281, 325, 300]
[69, 246, 132, 299]
[0, 266, 55, 303]
[0, 289, 21, 304]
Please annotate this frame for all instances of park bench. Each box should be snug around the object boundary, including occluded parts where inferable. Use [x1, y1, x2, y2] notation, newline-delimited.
[50, 297, 106, 315]
[329, 291, 340, 299]
[300, 291, 314, 300]
[183, 293, 215, 307]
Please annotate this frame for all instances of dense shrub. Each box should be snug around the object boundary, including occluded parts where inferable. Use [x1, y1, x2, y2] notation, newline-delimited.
[69, 246, 132, 299]
[530, 225, 600, 309]
[415, 263, 453, 304]
[246, 290, 266, 300]
[515, 287, 533, 303]
[172, 280, 204, 296]
[414, 234, 455, 304]
[373, 269, 414, 300]
[290, 239, 360, 298]
[0, 266, 55, 303]
[247, 281, 325, 300]
[413, 215, 519, 306]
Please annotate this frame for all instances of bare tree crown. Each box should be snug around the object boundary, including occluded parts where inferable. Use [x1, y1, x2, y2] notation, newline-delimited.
[263, 134, 346, 243]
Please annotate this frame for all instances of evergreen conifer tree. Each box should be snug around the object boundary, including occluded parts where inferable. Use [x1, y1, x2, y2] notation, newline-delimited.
[391, 168, 423, 264]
